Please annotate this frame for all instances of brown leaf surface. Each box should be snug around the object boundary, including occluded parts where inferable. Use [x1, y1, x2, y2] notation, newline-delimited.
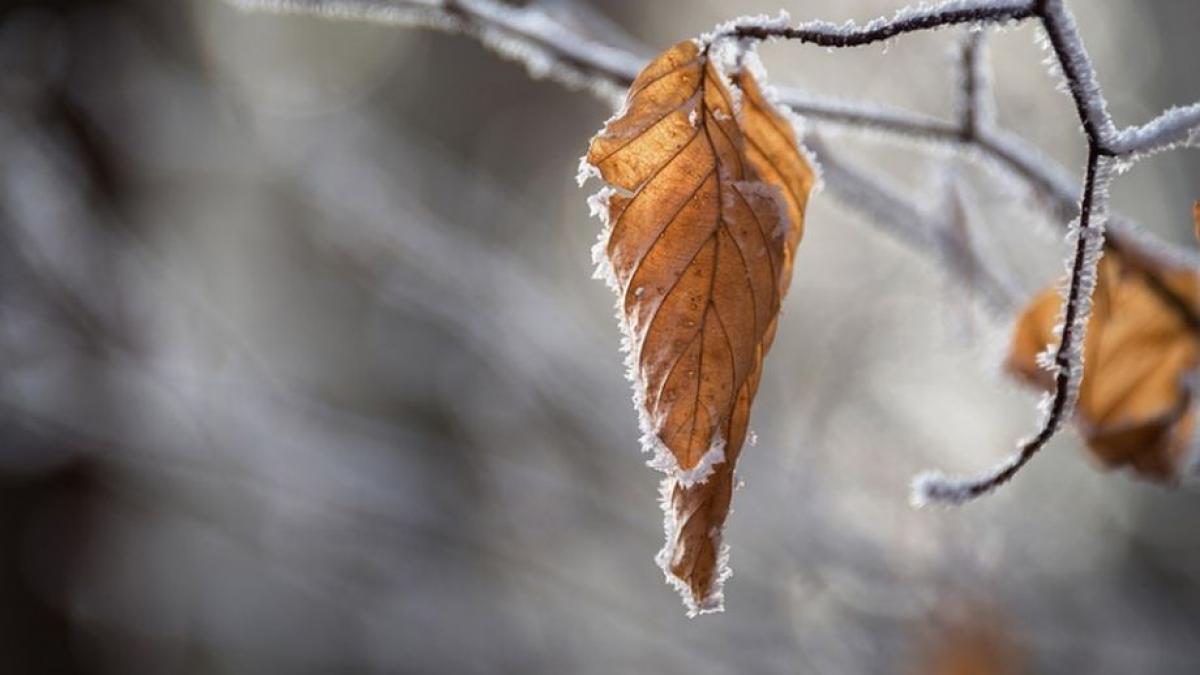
[1007, 254, 1200, 481]
[584, 41, 813, 614]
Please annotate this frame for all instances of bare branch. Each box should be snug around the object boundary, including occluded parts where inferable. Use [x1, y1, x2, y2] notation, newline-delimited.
[806, 135, 1020, 314]
[220, 0, 643, 104]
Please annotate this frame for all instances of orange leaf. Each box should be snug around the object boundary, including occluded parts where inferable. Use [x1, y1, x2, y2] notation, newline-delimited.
[1007, 254, 1200, 481]
[584, 41, 814, 614]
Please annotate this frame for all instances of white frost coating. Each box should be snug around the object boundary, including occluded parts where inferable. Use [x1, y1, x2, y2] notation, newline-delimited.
[913, 156, 1116, 506]
[1035, 346, 1057, 372]
[705, 39, 745, 114]
[737, 50, 825, 193]
[722, 0, 1029, 46]
[698, 10, 791, 48]
[1036, 1, 1118, 145]
[910, 448, 1025, 507]
[650, 437, 727, 489]
[584, 164, 728, 490]
[222, 0, 456, 29]
[223, 0, 638, 107]
[778, 87, 957, 142]
[1054, 159, 1115, 419]
[655, 477, 732, 617]
[575, 154, 600, 187]
[1110, 103, 1200, 159]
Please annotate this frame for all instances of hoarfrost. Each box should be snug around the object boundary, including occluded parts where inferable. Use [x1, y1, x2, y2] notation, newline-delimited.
[913, 155, 1115, 506]
[582, 161, 728, 490]
[910, 448, 1025, 507]
[698, 10, 790, 47]
[576, 153, 600, 187]
[1035, 3, 1118, 145]
[1110, 103, 1200, 159]
[649, 437, 727, 489]
[655, 477, 733, 617]
[223, 0, 638, 107]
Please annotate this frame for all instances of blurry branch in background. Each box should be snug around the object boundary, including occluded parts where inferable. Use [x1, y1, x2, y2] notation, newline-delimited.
[224, 0, 1200, 503]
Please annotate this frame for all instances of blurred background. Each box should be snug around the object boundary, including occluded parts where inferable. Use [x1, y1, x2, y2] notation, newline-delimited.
[1, 0, 1199, 672]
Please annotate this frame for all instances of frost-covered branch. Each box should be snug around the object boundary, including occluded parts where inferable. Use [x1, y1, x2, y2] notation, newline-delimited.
[808, 135, 1020, 314]
[1110, 103, 1200, 159]
[723, 0, 1036, 47]
[224, 0, 1200, 504]
[956, 31, 993, 138]
[916, 149, 1114, 504]
[1034, 0, 1117, 146]
[220, 0, 644, 104]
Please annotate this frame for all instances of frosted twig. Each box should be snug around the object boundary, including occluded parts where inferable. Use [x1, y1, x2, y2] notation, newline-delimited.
[808, 135, 1019, 313]
[220, 0, 644, 105]
[956, 30, 994, 138]
[1034, 0, 1117, 147]
[780, 90, 962, 141]
[1110, 103, 1200, 159]
[916, 148, 1114, 505]
[723, 0, 1036, 46]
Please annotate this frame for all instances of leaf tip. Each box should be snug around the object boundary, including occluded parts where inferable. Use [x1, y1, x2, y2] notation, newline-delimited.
[655, 478, 733, 617]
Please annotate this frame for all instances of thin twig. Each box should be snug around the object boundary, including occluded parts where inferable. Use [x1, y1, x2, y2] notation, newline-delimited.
[807, 134, 1020, 313]
[916, 146, 1111, 504]
[725, 0, 1036, 46]
[956, 30, 992, 139]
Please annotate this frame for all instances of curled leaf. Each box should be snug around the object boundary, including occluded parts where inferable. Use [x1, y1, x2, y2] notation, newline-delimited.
[1007, 254, 1200, 481]
[583, 40, 814, 614]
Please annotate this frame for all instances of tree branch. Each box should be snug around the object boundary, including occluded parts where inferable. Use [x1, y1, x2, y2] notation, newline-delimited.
[915, 147, 1113, 504]
[956, 30, 992, 139]
[724, 0, 1036, 46]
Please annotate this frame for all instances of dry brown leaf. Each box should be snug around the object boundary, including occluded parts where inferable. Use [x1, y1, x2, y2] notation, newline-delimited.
[1007, 253, 1200, 481]
[583, 41, 814, 614]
